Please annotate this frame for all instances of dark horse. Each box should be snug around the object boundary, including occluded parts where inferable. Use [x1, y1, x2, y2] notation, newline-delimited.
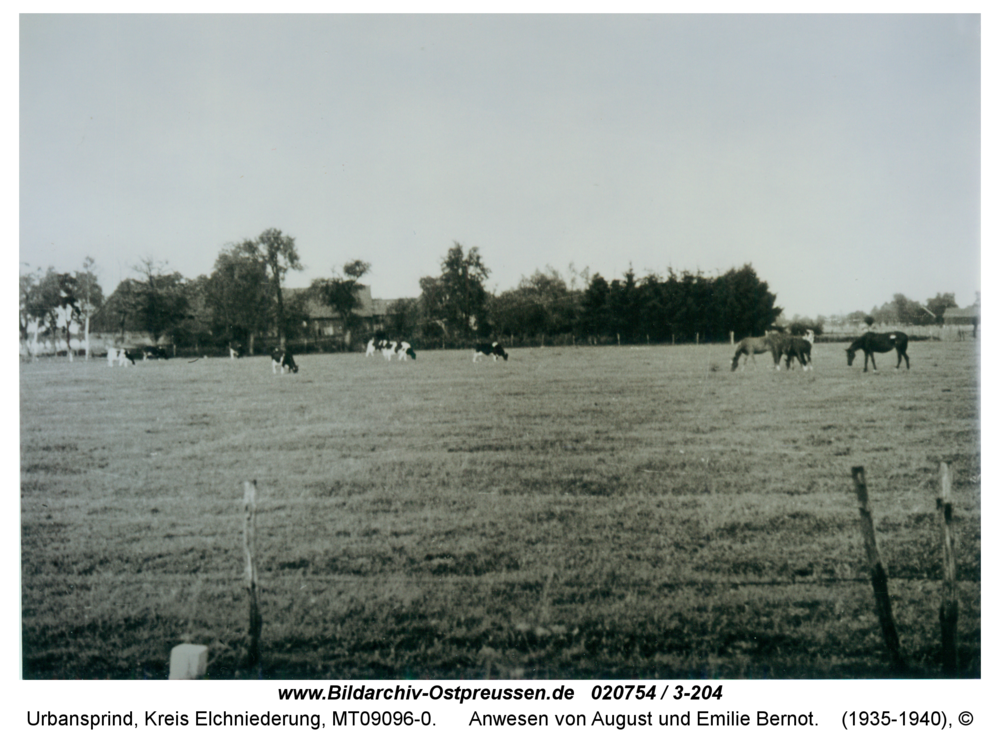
[846, 331, 910, 372]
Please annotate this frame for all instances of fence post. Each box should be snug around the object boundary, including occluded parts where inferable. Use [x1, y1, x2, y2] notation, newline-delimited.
[730, 331, 734, 346]
[937, 462, 959, 677]
[851, 466, 905, 673]
[243, 480, 262, 674]
[169, 643, 209, 680]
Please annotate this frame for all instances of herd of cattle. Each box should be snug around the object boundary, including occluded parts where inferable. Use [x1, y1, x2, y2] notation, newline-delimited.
[100, 331, 911, 374]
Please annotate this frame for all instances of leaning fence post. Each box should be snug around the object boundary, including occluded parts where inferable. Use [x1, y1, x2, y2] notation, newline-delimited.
[937, 462, 959, 677]
[243, 480, 262, 673]
[851, 466, 905, 672]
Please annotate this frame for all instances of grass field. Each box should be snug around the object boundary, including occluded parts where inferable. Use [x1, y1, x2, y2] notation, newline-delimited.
[19, 340, 981, 679]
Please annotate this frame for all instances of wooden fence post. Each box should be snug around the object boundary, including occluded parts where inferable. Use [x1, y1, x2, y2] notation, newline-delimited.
[937, 462, 959, 677]
[851, 466, 905, 672]
[243, 480, 262, 673]
[169, 643, 208, 680]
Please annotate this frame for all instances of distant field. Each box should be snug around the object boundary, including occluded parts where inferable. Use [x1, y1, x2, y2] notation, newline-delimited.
[20, 341, 980, 679]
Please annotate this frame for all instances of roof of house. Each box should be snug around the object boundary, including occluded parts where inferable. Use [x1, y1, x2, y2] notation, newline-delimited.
[943, 304, 980, 320]
[287, 286, 412, 319]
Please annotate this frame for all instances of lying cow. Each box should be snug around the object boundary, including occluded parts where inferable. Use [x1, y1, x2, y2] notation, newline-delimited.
[473, 342, 508, 362]
[271, 348, 299, 374]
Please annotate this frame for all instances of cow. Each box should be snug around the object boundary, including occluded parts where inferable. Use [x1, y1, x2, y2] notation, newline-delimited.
[271, 347, 299, 374]
[107, 347, 118, 367]
[141, 345, 169, 360]
[473, 342, 508, 362]
[365, 338, 377, 357]
[118, 348, 137, 366]
[228, 342, 243, 360]
[393, 341, 416, 361]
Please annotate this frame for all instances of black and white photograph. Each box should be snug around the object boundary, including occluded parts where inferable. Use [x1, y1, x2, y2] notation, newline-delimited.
[18, 8, 982, 712]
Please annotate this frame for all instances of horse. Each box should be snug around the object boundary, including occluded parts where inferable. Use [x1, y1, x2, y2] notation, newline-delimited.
[783, 336, 813, 371]
[846, 331, 909, 372]
[731, 336, 773, 371]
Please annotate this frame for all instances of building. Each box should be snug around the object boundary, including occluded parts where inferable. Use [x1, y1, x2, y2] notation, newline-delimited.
[942, 304, 980, 338]
[287, 286, 411, 340]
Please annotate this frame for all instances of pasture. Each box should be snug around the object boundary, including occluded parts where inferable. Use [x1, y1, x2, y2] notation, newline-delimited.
[20, 341, 980, 679]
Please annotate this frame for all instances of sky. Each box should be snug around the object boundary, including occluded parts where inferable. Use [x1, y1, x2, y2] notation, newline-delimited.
[19, 13, 982, 319]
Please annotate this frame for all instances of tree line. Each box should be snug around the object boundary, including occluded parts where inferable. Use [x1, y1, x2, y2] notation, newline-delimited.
[19, 228, 962, 356]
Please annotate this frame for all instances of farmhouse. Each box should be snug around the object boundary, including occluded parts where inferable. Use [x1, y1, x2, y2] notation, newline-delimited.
[285, 286, 410, 339]
[943, 304, 980, 338]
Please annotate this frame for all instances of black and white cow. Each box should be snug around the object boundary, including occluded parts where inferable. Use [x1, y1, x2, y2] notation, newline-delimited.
[141, 345, 169, 360]
[473, 342, 508, 362]
[271, 348, 298, 374]
[392, 341, 416, 361]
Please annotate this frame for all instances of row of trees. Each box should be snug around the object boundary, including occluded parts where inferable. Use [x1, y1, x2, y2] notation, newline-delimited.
[19, 228, 967, 356]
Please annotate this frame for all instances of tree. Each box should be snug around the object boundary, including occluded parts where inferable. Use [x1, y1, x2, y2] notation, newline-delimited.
[20, 267, 76, 357]
[491, 268, 578, 342]
[713, 264, 782, 340]
[311, 259, 372, 349]
[926, 293, 959, 323]
[205, 245, 271, 353]
[132, 258, 191, 342]
[229, 228, 303, 348]
[579, 274, 611, 341]
[384, 298, 420, 341]
[416, 275, 449, 344]
[437, 242, 491, 340]
[257, 228, 302, 348]
[73, 257, 104, 359]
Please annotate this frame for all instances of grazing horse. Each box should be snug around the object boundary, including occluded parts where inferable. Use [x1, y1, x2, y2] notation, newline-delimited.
[731, 336, 772, 371]
[783, 336, 813, 371]
[846, 331, 909, 372]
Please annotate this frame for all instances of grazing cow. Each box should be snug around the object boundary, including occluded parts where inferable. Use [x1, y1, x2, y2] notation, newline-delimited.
[846, 331, 910, 372]
[271, 348, 299, 374]
[141, 345, 169, 360]
[393, 341, 416, 361]
[473, 342, 509, 362]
